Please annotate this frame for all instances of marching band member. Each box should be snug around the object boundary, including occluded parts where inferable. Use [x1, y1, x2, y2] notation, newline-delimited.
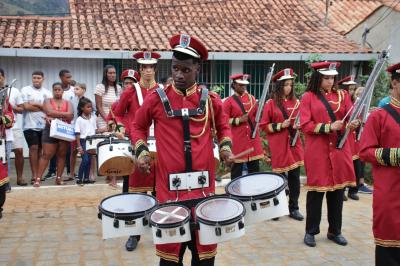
[300, 62, 359, 247]
[0, 94, 14, 220]
[359, 62, 400, 266]
[133, 34, 233, 266]
[113, 62, 158, 251]
[223, 74, 264, 179]
[260, 68, 304, 221]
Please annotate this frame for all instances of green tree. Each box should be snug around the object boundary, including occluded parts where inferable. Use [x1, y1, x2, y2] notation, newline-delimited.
[294, 54, 321, 98]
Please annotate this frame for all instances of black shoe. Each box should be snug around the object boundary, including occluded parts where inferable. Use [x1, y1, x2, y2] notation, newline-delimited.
[327, 233, 348, 246]
[289, 210, 304, 221]
[76, 180, 84, 186]
[343, 194, 348, 201]
[44, 172, 56, 179]
[125, 235, 139, 251]
[272, 217, 280, 221]
[304, 233, 316, 247]
[348, 193, 359, 200]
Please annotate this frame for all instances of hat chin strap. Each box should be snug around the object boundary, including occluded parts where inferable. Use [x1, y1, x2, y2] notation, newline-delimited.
[133, 83, 143, 106]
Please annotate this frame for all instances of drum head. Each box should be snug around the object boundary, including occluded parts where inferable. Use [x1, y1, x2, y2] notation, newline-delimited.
[225, 172, 286, 200]
[150, 205, 190, 228]
[195, 197, 244, 226]
[100, 193, 156, 220]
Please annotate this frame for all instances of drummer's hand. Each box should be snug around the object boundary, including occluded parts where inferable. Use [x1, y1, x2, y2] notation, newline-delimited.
[114, 132, 125, 139]
[330, 120, 343, 131]
[292, 123, 299, 130]
[239, 113, 248, 123]
[281, 119, 290, 129]
[220, 151, 234, 167]
[348, 119, 361, 131]
[263, 155, 271, 163]
[137, 155, 151, 174]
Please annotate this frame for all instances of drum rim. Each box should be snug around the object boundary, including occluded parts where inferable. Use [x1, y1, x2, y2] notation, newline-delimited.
[86, 135, 107, 140]
[97, 138, 131, 147]
[225, 172, 287, 201]
[195, 195, 246, 226]
[150, 204, 191, 229]
[99, 193, 158, 221]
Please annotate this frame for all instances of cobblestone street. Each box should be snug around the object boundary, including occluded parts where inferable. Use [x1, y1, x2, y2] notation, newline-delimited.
[0, 183, 374, 266]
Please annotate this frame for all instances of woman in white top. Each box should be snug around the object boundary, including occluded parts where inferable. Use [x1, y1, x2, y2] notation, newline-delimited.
[95, 65, 122, 130]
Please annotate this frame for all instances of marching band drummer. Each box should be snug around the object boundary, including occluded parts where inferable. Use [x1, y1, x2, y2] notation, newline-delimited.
[113, 64, 158, 251]
[260, 68, 304, 221]
[299, 62, 359, 247]
[359, 62, 400, 266]
[223, 74, 264, 179]
[338, 75, 365, 201]
[0, 90, 14, 220]
[133, 34, 233, 266]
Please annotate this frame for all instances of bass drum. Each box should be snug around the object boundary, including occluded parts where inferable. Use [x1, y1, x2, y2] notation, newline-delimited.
[98, 193, 157, 239]
[97, 139, 134, 176]
[150, 204, 191, 244]
[195, 196, 245, 245]
[225, 172, 289, 225]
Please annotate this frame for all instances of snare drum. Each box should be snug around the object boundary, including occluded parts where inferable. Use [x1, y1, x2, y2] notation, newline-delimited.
[98, 193, 157, 239]
[225, 172, 289, 225]
[195, 196, 245, 245]
[86, 135, 107, 154]
[0, 138, 6, 164]
[150, 204, 191, 244]
[97, 139, 134, 176]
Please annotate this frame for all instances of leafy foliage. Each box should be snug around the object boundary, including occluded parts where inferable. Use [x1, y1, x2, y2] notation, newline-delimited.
[294, 54, 322, 98]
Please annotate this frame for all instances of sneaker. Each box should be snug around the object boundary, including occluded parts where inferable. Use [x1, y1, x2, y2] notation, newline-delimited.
[358, 184, 373, 194]
[44, 172, 56, 180]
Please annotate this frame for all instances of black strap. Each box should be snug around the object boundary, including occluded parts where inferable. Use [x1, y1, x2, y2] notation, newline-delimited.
[232, 94, 255, 133]
[383, 104, 400, 125]
[316, 93, 342, 143]
[276, 101, 296, 141]
[156, 87, 209, 172]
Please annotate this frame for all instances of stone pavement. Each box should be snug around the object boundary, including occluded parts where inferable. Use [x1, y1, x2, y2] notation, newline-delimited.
[0, 183, 374, 266]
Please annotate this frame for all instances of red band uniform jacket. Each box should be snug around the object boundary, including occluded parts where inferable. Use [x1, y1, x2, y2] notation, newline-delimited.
[299, 90, 356, 191]
[114, 83, 158, 192]
[359, 99, 400, 248]
[223, 91, 264, 163]
[132, 84, 232, 263]
[0, 99, 14, 187]
[260, 98, 304, 173]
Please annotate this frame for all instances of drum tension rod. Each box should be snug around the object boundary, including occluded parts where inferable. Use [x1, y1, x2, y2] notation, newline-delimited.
[273, 197, 279, 206]
[156, 228, 162, 238]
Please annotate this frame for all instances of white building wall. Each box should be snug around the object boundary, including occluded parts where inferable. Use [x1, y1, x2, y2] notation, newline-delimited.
[346, 7, 400, 63]
[0, 57, 103, 157]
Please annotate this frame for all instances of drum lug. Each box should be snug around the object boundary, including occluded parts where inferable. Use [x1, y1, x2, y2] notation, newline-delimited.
[198, 174, 206, 185]
[251, 202, 257, 211]
[142, 217, 149, 226]
[109, 145, 113, 151]
[113, 218, 119, 228]
[179, 226, 185, 236]
[215, 227, 221, 236]
[97, 212, 102, 220]
[273, 197, 279, 206]
[238, 221, 244, 230]
[156, 229, 162, 238]
[128, 146, 132, 152]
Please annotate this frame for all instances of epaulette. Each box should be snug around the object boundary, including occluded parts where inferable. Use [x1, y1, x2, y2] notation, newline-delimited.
[208, 91, 220, 99]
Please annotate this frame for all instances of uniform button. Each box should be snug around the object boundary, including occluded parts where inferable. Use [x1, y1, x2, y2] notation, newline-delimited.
[329, 142, 333, 145]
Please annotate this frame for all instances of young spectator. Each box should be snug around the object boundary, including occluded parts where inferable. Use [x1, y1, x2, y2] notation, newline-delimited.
[33, 82, 73, 187]
[69, 83, 86, 181]
[95, 65, 121, 131]
[75, 97, 105, 185]
[21, 71, 52, 185]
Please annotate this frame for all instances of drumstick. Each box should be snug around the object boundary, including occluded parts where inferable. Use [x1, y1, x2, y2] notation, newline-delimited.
[288, 101, 300, 121]
[341, 105, 355, 123]
[231, 147, 254, 160]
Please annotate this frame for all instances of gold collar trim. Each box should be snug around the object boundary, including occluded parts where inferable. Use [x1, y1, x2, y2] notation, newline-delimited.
[172, 83, 197, 97]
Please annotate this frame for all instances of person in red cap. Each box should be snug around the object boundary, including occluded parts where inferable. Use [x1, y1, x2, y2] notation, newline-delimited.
[359, 62, 400, 265]
[260, 68, 304, 221]
[222, 74, 264, 179]
[112, 67, 157, 251]
[133, 34, 233, 266]
[299, 61, 360, 247]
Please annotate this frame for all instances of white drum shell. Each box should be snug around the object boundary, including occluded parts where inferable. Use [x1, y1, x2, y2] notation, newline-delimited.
[243, 189, 289, 225]
[97, 141, 134, 176]
[86, 137, 105, 153]
[198, 217, 245, 245]
[101, 215, 150, 240]
[151, 222, 191, 244]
